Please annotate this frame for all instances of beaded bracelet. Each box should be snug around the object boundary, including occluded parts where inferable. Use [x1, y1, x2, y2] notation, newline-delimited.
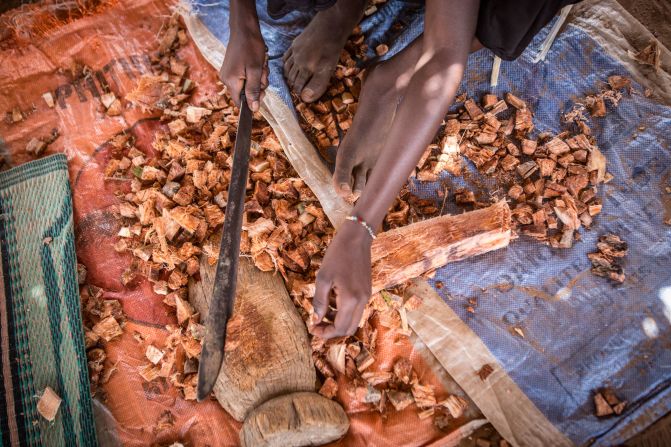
[345, 215, 377, 240]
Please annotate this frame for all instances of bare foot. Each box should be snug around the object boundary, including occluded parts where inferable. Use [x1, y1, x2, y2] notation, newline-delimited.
[283, 0, 366, 103]
[334, 39, 422, 199]
[333, 35, 483, 199]
[333, 74, 398, 199]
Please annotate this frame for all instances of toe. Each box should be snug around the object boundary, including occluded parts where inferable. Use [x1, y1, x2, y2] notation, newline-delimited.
[301, 68, 331, 103]
[294, 70, 312, 95]
[282, 47, 293, 62]
[333, 153, 355, 198]
[288, 65, 301, 89]
[283, 57, 294, 79]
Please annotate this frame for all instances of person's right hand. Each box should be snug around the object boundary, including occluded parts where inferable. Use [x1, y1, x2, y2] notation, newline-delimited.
[220, 26, 268, 112]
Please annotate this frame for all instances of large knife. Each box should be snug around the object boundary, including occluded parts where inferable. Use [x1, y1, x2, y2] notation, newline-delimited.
[197, 91, 253, 401]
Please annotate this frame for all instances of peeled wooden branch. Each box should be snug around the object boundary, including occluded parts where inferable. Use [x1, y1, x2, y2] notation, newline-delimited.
[371, 200, 512, 293]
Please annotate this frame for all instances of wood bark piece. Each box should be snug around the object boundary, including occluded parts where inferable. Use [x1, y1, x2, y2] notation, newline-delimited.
[189, 257, 315, 422]
[240, 392, 349, 447]
[370, 201, 511, 293]
[37, 387, 62, 422]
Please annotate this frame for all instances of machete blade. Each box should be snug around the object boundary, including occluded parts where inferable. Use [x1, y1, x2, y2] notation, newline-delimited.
[197, 93, 253, 401]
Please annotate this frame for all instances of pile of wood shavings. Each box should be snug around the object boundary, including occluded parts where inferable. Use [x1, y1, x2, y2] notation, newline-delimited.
[134, 320, 204, 401]
[109, 47, 334, 318]
[102, 17, 454, 420]
[413, 76, 633, 249]
[78, 267, 124, 397]
[316, 289, 470, 425]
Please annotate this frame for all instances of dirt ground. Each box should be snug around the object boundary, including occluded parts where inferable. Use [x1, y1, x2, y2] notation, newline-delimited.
[618, 0, 671, 49]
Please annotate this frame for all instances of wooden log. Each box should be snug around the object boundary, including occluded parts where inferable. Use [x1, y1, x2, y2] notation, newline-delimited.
[189, 257, 316, 421]
[240, 392, 350, 447]
[370, 200, 511, 293]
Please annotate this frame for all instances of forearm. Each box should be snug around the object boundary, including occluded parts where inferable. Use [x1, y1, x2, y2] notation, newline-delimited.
[353, 54, 465, 228]
[352, 0, 478, 229]
[230, 0, 261, 35]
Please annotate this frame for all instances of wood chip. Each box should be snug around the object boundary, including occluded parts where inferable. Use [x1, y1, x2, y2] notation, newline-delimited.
[629, 41, 660, 72]
[42, 92, 55, 108]
[589, 234, 627, 283]
[355, 346, 375, 372]
[464, 99, 484, 121]
[185, 106, 212, 123]
[138, 363, 161, 382]
[393, 358, 413, 384]
[411, 383, 436, 408]
[327, 344, 347, 375]
[387, 390, 414, 411]
[37, 387, 62, 422]
[587, 147, 607, 183]
[319, 377, 338, 399]
[26, 138, 47, 156]
[440, 394, 468, 418]
[92, 316, 123, 342]
[594, 391, 614, 417]
[505, 93, 527, 110]
[375, 44, 389, 56]
[145, 344, 165, 365]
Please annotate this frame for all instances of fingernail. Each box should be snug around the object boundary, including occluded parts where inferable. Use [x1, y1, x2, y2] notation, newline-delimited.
[252, 101, 259, 112]
[340, 183, 350, 192]
[303, 88, 314, 98]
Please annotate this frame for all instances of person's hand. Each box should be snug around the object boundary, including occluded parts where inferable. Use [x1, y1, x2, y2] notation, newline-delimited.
[311, 220, 373, 339]
[220, 23, 268, 112]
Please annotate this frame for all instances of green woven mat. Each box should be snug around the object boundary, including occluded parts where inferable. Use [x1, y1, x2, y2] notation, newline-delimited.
[0, 154, 97, 446]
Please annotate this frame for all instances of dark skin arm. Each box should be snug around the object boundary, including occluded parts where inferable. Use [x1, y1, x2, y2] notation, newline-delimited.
[312, 0, 480, 338]
[219, 0, 268, 112]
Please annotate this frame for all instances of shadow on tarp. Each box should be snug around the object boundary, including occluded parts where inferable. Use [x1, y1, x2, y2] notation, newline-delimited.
[190, 0, 671, 445]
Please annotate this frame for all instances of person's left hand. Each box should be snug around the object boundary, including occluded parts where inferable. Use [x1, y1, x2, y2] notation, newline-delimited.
[311, 220, 373, 339]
